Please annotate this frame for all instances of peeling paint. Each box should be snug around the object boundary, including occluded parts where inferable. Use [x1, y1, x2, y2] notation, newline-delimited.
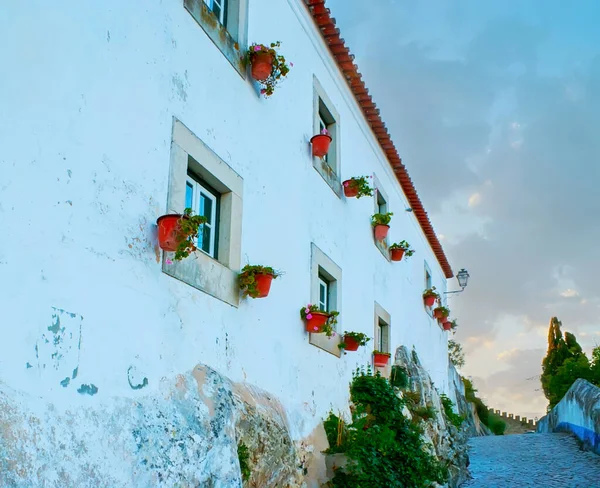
[77, 384, 98, 396]
[60, 377, 70, 387]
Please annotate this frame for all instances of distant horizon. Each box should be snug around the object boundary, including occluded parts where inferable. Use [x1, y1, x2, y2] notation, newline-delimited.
[328, 0, 600, 420]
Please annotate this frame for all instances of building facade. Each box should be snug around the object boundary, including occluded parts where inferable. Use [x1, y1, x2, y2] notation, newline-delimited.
[0, 0, 454, 484]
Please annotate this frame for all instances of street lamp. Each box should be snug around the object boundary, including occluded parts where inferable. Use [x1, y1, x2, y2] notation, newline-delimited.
[444, 268, 470, 295]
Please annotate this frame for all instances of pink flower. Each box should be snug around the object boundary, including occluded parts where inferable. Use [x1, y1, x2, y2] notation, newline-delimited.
[307, 304, 311, 308]
[332, 332, 336, 337]
[305, 308, 310, 314]
[313, 326, 319, 331]
[165, 259, 173, 265]
[343, 181, 349, 187]
[254, 45, 262, 52]
[260, 89, 266, 94]
[306, 313, 313, 320]
[320, 128, 329, 135]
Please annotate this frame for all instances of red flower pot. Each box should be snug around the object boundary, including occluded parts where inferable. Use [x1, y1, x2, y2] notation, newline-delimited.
[253, 273, 273, 298]
[251, 53, 273, 81]
[373, 353, 390, 367]
[373, 224, 389, 241]
[157, 214, 184, 252]
[390, 248, 405, 261]
[310, 134, 333, 157]
[305, 312, 329, 333]
[343, 181, 359, 198]
[433, 309, 444, 319]
[343, 335, 360, 351]
[423, 296, 436, 307]
[443, 321, 452, 331]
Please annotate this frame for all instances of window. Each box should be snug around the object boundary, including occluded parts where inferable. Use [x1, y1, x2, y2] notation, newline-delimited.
[203, 0, 226, 24]
[318, 275, 330, 312]
[374, 302, 392, 370]
[186, 174, 219, 259]
[425, 265, 432, 290]
[313, 77, 341, 197]
[185, 0, 248, 77]
[372, 174, 390, 258]
[310, 244, 343, 357]
[164, 118, 243, 307]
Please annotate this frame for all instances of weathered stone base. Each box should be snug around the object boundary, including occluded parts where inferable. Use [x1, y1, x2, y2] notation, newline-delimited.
[0, 365, 307, 487]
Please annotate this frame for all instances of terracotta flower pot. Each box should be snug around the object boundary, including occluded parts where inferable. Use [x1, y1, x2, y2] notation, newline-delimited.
[251, 52, 273, 81]
[156, 214, 185, 252]
[373, 352, 390, 367]
[373, 224, 389, 241]
[433, 309, 445, 319]
[343, 335, 360, 351]
[310, 134, 333, 157]
[305, 311, 329, 333]
[423, 296, 436, 307]
[443, 321, 452, 331]
[343, 180, 359, 197]
[390, 248, 405, 261]
[253, 273, 273, 298]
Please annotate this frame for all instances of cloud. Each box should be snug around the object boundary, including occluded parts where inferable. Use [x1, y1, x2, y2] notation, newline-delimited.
[327, 0, 600, 416]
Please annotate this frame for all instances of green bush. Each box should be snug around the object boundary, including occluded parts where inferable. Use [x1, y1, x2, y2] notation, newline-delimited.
[390, 365, 409, 389]
[487, 415, 506, 435]
[411, 404, 437, 422]
[237, 442, 251, 481]
[440, 394, 464, 428]
[328, 367, 447, 487]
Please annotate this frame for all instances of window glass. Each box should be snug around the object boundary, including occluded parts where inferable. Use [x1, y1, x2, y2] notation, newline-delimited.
[203, 0, 226, 24]
[186, 174, 219, 258]
[318, 276, 329, 312]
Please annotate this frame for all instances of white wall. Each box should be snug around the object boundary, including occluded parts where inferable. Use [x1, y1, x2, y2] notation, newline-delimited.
[0, 0, 450, 439]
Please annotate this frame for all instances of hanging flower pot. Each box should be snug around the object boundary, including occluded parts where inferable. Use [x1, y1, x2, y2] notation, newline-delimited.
[390, 248, 405, 261]
[300, 304, 339, 336]
[310, 132, 332, 158]
[373, 351, 391, 367]
[423, 287, 439, 307]
[251, 52, 273, 81]
[156, 214, 184, 252]
[342, 335, 359, 351]
[424, 296, 436, 307]
[342, 176, 373, 199]
[433, 308, 444, 319]
[338, 332, 370, 353]
[443, 321, 452, 331]
[433, 306, 450, 321]
[239, 265, 282, 299]
[342, 181, 359, 197]
[373, 225, 390, 241]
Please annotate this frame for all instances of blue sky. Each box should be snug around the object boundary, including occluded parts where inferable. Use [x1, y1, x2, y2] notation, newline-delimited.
[328, 0, 600, 418]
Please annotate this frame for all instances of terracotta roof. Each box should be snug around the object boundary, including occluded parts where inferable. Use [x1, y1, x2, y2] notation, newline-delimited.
[304, 0, 453, 279]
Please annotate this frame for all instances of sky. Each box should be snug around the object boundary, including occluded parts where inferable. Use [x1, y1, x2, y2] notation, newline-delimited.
[327, 0, 600, 420]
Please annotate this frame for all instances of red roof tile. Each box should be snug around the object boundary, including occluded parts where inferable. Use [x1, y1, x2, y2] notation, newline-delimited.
[303, 0, 453, 279]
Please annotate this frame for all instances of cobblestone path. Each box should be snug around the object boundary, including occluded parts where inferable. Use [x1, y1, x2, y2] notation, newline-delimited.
[462, 433, 600, 487]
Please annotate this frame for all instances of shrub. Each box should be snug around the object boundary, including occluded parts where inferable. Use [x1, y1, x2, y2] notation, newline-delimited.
[440, 394, 464, 428]
[237, 442, 251, 481]
[390, 365, 409, 389]
[328, 367, 447, 487]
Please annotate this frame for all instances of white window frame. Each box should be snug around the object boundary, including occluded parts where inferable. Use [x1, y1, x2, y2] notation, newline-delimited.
[203, 0, 226, 24]
[372, 173, 391, 259]
[310, 243, 342, 357]
[374, 302, 392, 372]
[186, 175, 218, 258]
[184, 0, 248, 77]
[313, 76, 341, 197]
[318, 275, 330, 312]
[164, 118, 243, 307]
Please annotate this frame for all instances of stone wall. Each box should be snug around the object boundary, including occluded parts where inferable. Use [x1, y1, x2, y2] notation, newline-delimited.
[537, 378, 600, 455]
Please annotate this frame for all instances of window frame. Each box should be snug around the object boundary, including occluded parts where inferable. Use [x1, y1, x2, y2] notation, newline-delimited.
[312, 76, 341, 197]
[372, 174, 391, 259]
[164, 118, 243, 307]
[374, 302, 392, 372]
[318, 275, 330, 313]
[203, 0, 227, 25]
[185, 174, 220, 259]
[184, 0, 248, 77]
[310, 243, 342, 357]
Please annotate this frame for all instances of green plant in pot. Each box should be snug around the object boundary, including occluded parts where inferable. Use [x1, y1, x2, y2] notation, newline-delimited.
[422, 287, 439, 307]
[300, 304, 339, 337]
[338, 332, 370, 352]
[371, 212, 393, 241]
[389, 240, 415, 261]
[372, 350, 392, 367]
[238, 265, 282, 299]
[342, 176, 373, 199]
[246, 41, 291, 97]
[156, 208, 208, 261]
[433, 305, 450, 321]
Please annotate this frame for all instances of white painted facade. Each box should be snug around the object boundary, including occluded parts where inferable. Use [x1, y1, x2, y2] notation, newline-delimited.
[0, 0, 452, 446]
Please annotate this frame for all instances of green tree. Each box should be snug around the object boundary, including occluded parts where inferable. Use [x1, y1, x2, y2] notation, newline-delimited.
[590, 346, 600, 386]
[541, 317, 591, 409]
[448, 340, 465, 369]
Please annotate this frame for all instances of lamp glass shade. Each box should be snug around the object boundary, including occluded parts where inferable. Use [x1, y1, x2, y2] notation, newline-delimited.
[457, 269, 469, 288]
